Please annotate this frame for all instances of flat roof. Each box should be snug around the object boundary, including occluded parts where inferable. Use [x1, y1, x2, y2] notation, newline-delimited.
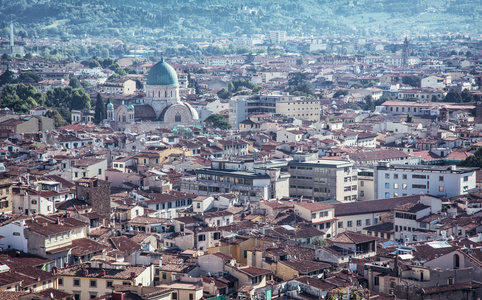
[378, 164, 477, 174]
[289, 159, 353, 168]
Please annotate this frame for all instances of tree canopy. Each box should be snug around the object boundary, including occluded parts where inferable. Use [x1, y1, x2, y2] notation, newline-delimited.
[204, 114, 231, 130]
[459, 147, 481, 168]
[1, 84, 44, 112]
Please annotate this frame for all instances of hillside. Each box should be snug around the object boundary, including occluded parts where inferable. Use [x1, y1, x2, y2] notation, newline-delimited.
[0, 0, 480, 42]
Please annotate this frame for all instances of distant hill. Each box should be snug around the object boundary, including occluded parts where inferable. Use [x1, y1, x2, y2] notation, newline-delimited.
[0, 0, 480, 42]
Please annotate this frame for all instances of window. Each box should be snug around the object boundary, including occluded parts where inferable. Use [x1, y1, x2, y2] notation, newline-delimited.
[198, 235, 206, 241]
[189, 293, 194, 300]
[393, 183, 398, 189]
[360, 191, 364, 197]
[172, 292, 178, 300]
[402, 183, 407, 189]
[98, 169, 102, 175]
[360, 181, 364, 187]
[311, 213, 316, 219]
[106, 281, 113, 288]
[366, 219, 371, 226]
[347, 221, 352, 227]
[464, 176, 469, 182]
[402, 174, 407, 180]
[90, 280, 96, 288]
[394, 174, 398, 179]
[338, 221, 343, 228]
[385, 173, 390, 179]
[74, 293, 80, 300]
[439, 176, 444, 182]
[74, 279, 80, 287]
[356, 220, 362, 226]
[162, 273, 167, 280]
[439, 186, 444, 192]
[326, 222, 331, 229]
[448, 278, 454, 285]
[385, 192, 390, 198]
[385, 183, 390, 189]
[58, 278, 63, 286]
[319, 223, 324, 230]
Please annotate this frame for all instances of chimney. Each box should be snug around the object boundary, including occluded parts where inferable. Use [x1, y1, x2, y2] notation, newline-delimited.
[137, 283, 143, 295]
[130, 272, 136, 279]
[112, 291, 124, 300]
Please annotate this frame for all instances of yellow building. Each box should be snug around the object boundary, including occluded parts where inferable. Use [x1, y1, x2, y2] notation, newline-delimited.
[57, 265, 154, 300]
[0, 178, 13, 214]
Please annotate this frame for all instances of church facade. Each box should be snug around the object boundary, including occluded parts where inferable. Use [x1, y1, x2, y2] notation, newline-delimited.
[106, 57, 199, 130]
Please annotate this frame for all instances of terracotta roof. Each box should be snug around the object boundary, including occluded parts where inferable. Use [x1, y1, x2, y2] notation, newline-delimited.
[109, 236, 141, 254]
[71, 238, 107, 256]
[280, 260, 331, 273]
[331, 231, 378, 244]
[294, 201, 334, 212]
[237, 267, 272, 277]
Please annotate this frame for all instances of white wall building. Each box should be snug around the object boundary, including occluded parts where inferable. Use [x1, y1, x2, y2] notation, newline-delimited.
[375, 163, 477, 199]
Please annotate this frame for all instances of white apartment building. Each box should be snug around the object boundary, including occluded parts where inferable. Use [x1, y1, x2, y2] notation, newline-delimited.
[375, 162, 477, 199]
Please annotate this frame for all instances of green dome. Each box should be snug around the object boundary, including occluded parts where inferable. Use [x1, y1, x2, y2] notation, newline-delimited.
[146, 57, 178, 86]
[127, 104, 134, 111]
[106, 102, 113, 109]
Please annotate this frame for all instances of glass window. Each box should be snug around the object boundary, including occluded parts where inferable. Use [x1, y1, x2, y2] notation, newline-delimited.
[385, 183, 390, 189]
[338, 221, 343, 228]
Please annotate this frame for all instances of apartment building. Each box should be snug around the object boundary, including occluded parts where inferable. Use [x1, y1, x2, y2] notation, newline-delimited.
[293, 201, 336, 238]
[57, 265, 154, 300]
[181, 159, 290, 203]
[375, 162, 477, 199]
[288, 153, 358, 202]
[229, 93, 314, 128]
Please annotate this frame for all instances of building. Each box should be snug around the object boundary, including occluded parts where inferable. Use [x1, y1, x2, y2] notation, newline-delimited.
[229, 93, 315, 129]
[105, 57, 199, 129]
[375, 162, 477, 199]
[100, 78, 136, 95]
[269, 31, 287, 44]
[76, 178, 111, 219]
[288, 153, 358, 202]
[293, 201, 336, 238]
[57, 265, 154, 300]
[181, 159, 290, 203]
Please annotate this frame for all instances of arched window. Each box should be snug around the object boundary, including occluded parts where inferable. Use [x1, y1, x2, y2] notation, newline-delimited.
[175, 113, 181, 122]
[454, 254, 460, 269]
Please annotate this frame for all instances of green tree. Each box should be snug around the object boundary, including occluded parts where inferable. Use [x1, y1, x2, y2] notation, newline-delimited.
[0, 66, 14, 86]
[333, 90, 349, 98]
[296, 57, 304, 66]
[406, 115, 413, 123]
[461, 89, 474, 103]
[364, 95, 374, 110]
[45, 109, 68, 127]
[444, 89, 462, 103]
[17, 71, 42, 84]
[71, 89, 91, 110]
[69, 77, 81, 89]
[24, 53, 33, 59]
[217, 88, 231, 99]
[94, 93, 105, 124]
[459, 147, 482, 168]
[311, 237, 327, 247]
[1, 84, 43, 112]
[1, 53, 10, 60]
[402, 75, 421, 88]
[89, 60, 101, 68]
[204, 114, 231, 130]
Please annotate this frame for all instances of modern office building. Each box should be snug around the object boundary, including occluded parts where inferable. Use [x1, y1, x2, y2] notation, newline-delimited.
[375, 162, 477, 199]
[288, 153, 358, 202]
